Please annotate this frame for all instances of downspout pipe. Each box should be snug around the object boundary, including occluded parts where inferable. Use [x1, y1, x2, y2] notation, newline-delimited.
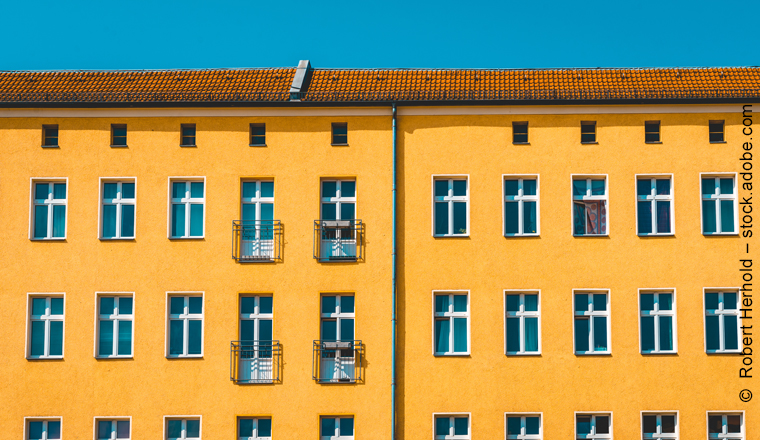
[391, 102, 398, 440]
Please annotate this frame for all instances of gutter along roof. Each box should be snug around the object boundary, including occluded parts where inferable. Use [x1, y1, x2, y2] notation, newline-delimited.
[0, 64, 759, 106]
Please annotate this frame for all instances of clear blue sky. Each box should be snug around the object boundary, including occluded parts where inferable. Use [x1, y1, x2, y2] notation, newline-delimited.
[1, 0, 758, 71]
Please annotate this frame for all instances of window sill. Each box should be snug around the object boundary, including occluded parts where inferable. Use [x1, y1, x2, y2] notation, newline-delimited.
[110, 145, 128, 148]
[645, 141, 662, 144]
[512, 142, 530, 145]
[706, 350, 741, 355]
[434, 353, 470, 357]
[30, 237, 66, 241]
[331, 143, 350, 146]
[506, 352, 541, 356]
[641, 351, 678, 355]
[180, 144, 197, 148]
[27, 356, 64, 360]
[100, 237, 136, 241]
[702, 232, 739, 236]
[710, 141, 727, 144]
[249, 144, 267, 147]
[166, 355, 204, 359]
[433, 234, 470, 238]
[575, 352, 611, 356]
[169, 236, 205, 240]
[41, 145, 60, 148]
[573, 234, 609, 237]
[637, 233, 675, 237]
[580, 141, 598, 144]
[504, 234, 540, 238]
[95, 355, 134, 360]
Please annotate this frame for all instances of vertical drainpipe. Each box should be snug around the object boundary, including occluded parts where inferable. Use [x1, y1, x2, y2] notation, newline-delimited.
[391, 102, 398, 440]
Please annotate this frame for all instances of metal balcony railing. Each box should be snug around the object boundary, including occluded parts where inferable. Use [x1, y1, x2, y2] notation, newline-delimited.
[232, 220, 282, 262]
[312, 340, 364, 383]
[230, 340, 282, 384]
[313, 219, 363, 262]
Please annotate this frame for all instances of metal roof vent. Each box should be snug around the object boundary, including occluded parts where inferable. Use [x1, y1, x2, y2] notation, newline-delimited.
[289, 60, 312, 101]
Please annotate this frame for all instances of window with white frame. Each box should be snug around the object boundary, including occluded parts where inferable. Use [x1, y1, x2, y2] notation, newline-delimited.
[170, 180, 204, 238]
[166, 418, 200, 440]
[435, 415, 470, 440]
[708, 413, 744, 440]
[434, 293, 469, 355]
[705, 291, 741, 353]
[636, 176, 673, 235]
[505, 292, 540, 355]
[102, 180, 135, 239]
[97, 295, 134, 358]
[574, 292, 610, 354]
[240, 180, 275, 257]
[239, 418, 271, 440]
[640, 292, 675, 354]
[32, 181, 67, 239]
[506, 414, 542, 440]
[576, 414, 611, 439]
[642, 413, 677, 440]
[702, 176, 737, 234]
[238, 296, 274, 382]
[168, 295, 203, 357]
[572, 177, 607, 236]
[27, 419, 61, 440]
[28, 296, 64, 358]
[504, 177, 538, 236]
[97, 419, 131, 440]
[434, 178, 468, 236]
[321, 417, 353, 440]
[321, 180, 356, 221]
[320, 294, 356, 381]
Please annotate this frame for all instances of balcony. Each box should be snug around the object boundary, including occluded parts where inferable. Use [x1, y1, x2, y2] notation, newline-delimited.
[232, 220, 282, 262]
[313, 220, 364, 262]
[230, 340, 282, 384]
[312, 340, 364, 383]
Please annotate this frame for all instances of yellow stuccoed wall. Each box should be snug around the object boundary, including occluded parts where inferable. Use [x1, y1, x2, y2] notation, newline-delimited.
[0, 115, 393, 439]
[0, 106, 756, 439]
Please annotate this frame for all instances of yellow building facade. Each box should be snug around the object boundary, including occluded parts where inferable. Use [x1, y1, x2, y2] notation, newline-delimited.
[0, 64, 757, 439]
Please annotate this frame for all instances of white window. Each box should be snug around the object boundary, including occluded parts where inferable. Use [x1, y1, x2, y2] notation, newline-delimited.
[240, 180, 275, 260]
[434, 177, 469, 236]
[504, 177, 539, 236]
[238, 417, 271, 440]
[96, 295, 134, 358]
[166, 418, 200, 440]
[319, 294, 356, 381]
[28, 295, 64, 359]
[572, 176, 607, 236]
[434, 414, 470, 440]
[434, 292, 469, 355]
[238, 295, 274, 383]
[506, 414, 542, 440]
[705, 291, 741, 353]
[636, 176, 674, 235]
[642, 413, 677, 440]
[167, 294, 203, 357]
[574, 291, 610, 355]
[321, 417, 353, 440]
[101, 180, 136, 239]
[319, 180, 357, 260]
[707, 413, 744, 440]
[169, 179, 205, 238]
[639, 291, 676, 354]
[31, 180, 67, 239]
[26, 419, 61, 440]
[701, 175, 737, 235]
[96, 419, 131, 440]
[576, 414, 611, 439]
[321, 180, 356, 220]
[505, 292, 540, 355]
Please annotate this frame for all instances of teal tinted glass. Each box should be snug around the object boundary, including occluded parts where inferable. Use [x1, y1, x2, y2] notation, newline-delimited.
[591, 179, 605, 195]
[506, 318, 520, 352]
[259, 320, 273, 342]
[31, 321, 45, 356]
[258, 419, 272, 437]
[261, 181, 274, 198]
[241, 297, 256, 314]
[171, 204, 185, 237]
[169, 320, 183, 354]
[188, 297, 203, 314]
[322, 320, 337, 340]
[435, 319, 450, 353]
[321, 418, 335, 436]
[116, 421, 129, 438]
[32, 298, 46, 315]
[242, 204, 256, 221]
[702, 201, 717, 233]
[322, 203, 336, 220]
[706, 316, 720, 350]
[47, 421, 61, 439]
[453, 318, 467, 352]
[322, 181, 337, 198]
[104, 183, 118, 199]
[50, 298, 63, 315]
[641, 316, 655, 351]
[702, 178, 716, 195]
[242, 182, 257, 199]
[98, 321, 114, 356]
[239, 419, 253, 437]
[190, 182, 204, 198]
[659, 294, 673, 311]
[576, 416, 591, 435]
[453, 202, 466, 233]
[434, 202, 448, 234]
[656, 201, 671, 233]
[340, 203, 355, 220]
[637, 179, 651, 196]
[593, 294, 607, 311]
[453, 417, 468, 435]
[724, 292, 737, 309]
[340, 318, 354, 341]
[172, 182, 185, 198]
[453, 295, 467, 312]
[122, 183, 135, 198]
[341, 296, 354, 313]
[121, 204, 135, 237]
[720, 178, 733, 195]
[435, 180, 449, 197]
[52, 205, 66, 237]
[103, 205, 117, 238]
[452, 180, 466, 196]
[524, 201, 537, 233]
[526, 417, 539, 434]
[572, 179, 586, 196]
[259, 296, 273, 314]
[53, 183, 66, 199]
[35, 183, 49, 200]
[523, 179, 537, 195]
[725, 315, 739, 350]
[575, 319, 589, 351]
[504, 180, 519, 196]
[593, 316, 607, 351]
[167, 420, 182, 438]
[341, 181, 356, 198]
[322, 296, 337, 314]
[240, 320, 255, 341]
[49, 321, 63, 356]
[189, 204, 203, 236]
[721, 200, 735, 232]
[170, 297, 185, 314]
[525, 318, 538, 351]
[435, 417, 449, 436]
[435, 295, 449, 313]
[118, 321, 132, 355]
[98, 421, 111, 439]
[100, 297, 114, 315]
[188, 320, 202, 354]
[340, 418, 354, 436]
[656, 179, 670, 195]
[507, 417, 521, 435]
[705, 293, 720, 310]
[506, 295, 520, 312]
[34, 205, 48, 238]
[29, 421, 43, 439]
[504, 202, 519, 234]
[575, 294, 588, 312]
[640, 294, 654, 311]
[260, 203, 274, 222]
[524, 294, 538, 311]
[659, 316, 673, 351]
[637, 201, 652, 234]
[186, 419, 200, 438]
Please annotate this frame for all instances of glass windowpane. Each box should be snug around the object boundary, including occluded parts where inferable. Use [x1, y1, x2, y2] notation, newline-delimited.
[504, 202, 519, 234]
[593, 316, 607, 351]
[504, 180, 519, 196]
[453, 202, 466, 233]
[186, 420, 200, 438]
[122, 183, 135, 198]
[99, 320, 114, 356]
[453, 295, 467, 312]
[435, 320, 450, 353]
[575, 319, 589, 352]
[104, 183, 118, 199]
[121, 204, 135, 237]
[434, 202, 448, 235]
[340, 418, 354, 436]
[49, 321, 63, 356]
[118, 320, 132, 355]
[189, 204, 203, 236]
[188, 320, 202, 354]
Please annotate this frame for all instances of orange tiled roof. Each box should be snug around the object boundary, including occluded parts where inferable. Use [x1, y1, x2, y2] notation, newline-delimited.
[0, 66, 758, 104]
